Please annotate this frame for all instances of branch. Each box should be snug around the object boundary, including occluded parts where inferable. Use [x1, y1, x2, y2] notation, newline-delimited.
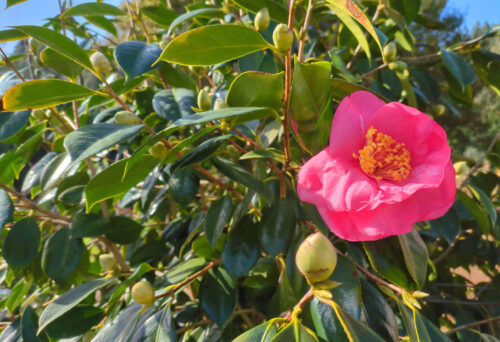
[445, 316, 500, 335]
[298, 0, 314, 62]
[285, 288, 314, 322]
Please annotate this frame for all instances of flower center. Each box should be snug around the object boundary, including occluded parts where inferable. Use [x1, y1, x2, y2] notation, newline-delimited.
[353, 126, 411, 182]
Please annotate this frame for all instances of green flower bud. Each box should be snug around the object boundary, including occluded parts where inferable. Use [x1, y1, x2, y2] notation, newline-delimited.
[295, 233, 337, 284]
[31, 109, 46, 120]
[213, 98, 228, 110]
[28, 37, 39, 54]
[114, 111, 141, 125]
[149, 142, 168, 160]
[254, 8, 270, 32]
[131, 281, 155, 305]
[99, 253, 116, 271]
[388, 61, 408, 72]
[273, 23, 294, 52]
[383, 42, 397, 62]
[197, 89, 212, 111]
[453, 161, 469, 176]
[90, 51, 112, 77]
[431, 104, 446, 116]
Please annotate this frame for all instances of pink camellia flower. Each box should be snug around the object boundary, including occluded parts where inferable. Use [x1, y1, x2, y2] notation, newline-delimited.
[297, 91, 456, 241]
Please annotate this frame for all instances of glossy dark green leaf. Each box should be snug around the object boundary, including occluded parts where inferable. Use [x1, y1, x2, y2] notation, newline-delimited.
[62, 2, 125, 17]
[21, 306, 48, 342]
[441, 49, 476, 89]
[0, 318, 21, 342]
[471, 50, 500, 95]
[0, 110, 30, 140]
[389, 0, 421, 23]
[398, 303, 452, 342]
[333, 301, 386, 342]
[457, 190, 490, 235]
[429, 207, 461, 243]
[172, 107, 276, 126]
[270, 320, 317, 342]
[105, 216, 143, 244]
[231, 0, 288, 23]
[363, 237, 414, 289]
[158, 24, 272, 66]
[233, 321, 277, 342]
[330, 255, 362, 318]
[212, 157, 270, 201]
[86, 15, 118, 37]
[71, 212, 109, 238]
[15, 25, 94, 71]
[168, 168, 200, 206]
[40, 47, 83, 81]
[45, 305, 104, 339]
[331, 5, 372, 60]
[311, 298, 349, 342]
[38, 277, 114, 333]
[141, 6, 177, 28]
[0, 189, 13, 232]
[21, 152, 57, 191]
[205, 196, 234, 247]
[200, 266, 238, 326]
[227, 71, 284, 110]
[165, 258, 205, 284]
[467, 184, 497, 231]
[166, 8, 224, 36]
[2, 217, 40, 270]
[92, 303, 143, 341]
[172, 135, 230, 171]
[260, 198, 296, 256]
[40, 152, 71, 190]
[398, 229, 428, 289]
[159, 63, 197, 91]
[1, 79, 100, 112]
[222, 215, 260, 278]
[115, 41, 162, 80]
[41, 226, 84, 283]
[129, 306, 177, 342]
[152, 89, 182, 121]
[64, 123, 144, 163]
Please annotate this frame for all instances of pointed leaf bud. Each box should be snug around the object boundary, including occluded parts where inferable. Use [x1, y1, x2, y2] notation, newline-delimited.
[273, 23, 294, 52]
[90, 51, 112, 77]
[431, 104, 446, 116]
[383, 42, 397, 62]
[131, 281, 155, 305]
[295, 233, 337, 284]
[213, 98, 228, 110]
[254, 8, 270, 32]
[149, 142, 168, 160]
[114, 111, 141, 125]
[99, 253, 116, 271]
[197, 89, 212, 111]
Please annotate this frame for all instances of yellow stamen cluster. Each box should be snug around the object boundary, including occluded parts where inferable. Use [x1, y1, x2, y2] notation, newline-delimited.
[353, 126, 411, 182]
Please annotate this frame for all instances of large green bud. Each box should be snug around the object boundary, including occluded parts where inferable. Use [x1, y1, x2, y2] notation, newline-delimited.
[254, 8, 270, 32]
[295, 233, 337, 284]
[90, 51, 112, 77]
[131, 281, 155, 305]
[273, 23, 293, 52]
[197, 89, 212, 111]
[383, 42, 397, 62]
[99, 253, 116, 272]
[213, 98, 228, 110]
[114, 111, 141, 125]
[149, 142, 168, 160]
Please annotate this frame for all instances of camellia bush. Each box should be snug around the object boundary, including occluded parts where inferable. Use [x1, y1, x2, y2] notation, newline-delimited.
[0, 0, 499, 341]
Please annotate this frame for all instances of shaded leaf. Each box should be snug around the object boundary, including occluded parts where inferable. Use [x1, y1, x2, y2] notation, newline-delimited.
[0, 110, 30, 140]
[62, 2, 125, 17]
[2, 217, 40, 271]
[441, 49, 476, 89]
[205, 196, 234, 247]
[200, 266, 238, 326]
[0, 189, 13, 232]
[115, 41, 162, 80]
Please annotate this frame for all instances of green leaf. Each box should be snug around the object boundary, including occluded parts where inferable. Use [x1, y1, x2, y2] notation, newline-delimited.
[260, 198, 296, 256]
[165, 258, 206, 284]
[15, 25, 94, 71]
[0, 29, 28, 42]
[44, 305, 104, 339]
[171, 135, 230, 171]
[62, 2, 125, 17]
[398, 303, 452, 342]
[227, 71, 284, 111]
[457, 190, 490, 235]
[6, 0, 27, 9]
[172, 107, 276, 126]
[41, 226, 84, 283]
[233, 321, 277, 342]
[168, 168, 200, 206]
[105, 216, 143, 244]
[331, 6, 372, 60]
[398, 229, 429, 289]
[467, 184, 498, 231]
[40, 48, 83, 81]
[211, 156, 270, 201]
[0, 110, 30, 140]
[2, 217, 40, 271]
[389, 0, 421, 23]
[38, 277, 114, 333]
[64, 123, 144, 163]
[141, 6, 177, 28]
[85, 155, 157, 211]
[471, 50, 500, 95]
[271, 320, 318, 342]
[92, 303, 143, 341]
[363, 237, 414, 289]
[130, 306, 177, 342]
[200, 266, 238, 326]
[21, 306, 48, 342]
[158, 24, 272, 66]
[331, 301, 386, 342]
[0, 189, 13, 232]
[152, 89, 183, 121]
[85, 15, 118, 37]
[114, 41, 162, 80]
[158, 63, 197, 91]
[231, 0, 288, 23]
[331, 79, 389, 103]
[205, 196, 234, 247]
[222, 215, 260, 278]
[0, 79, 100, 112]
[440, 49, 476, 89]
[166, 8, 224, 36]
[71, 213, 109, 238]
[311, 298, 349, 342]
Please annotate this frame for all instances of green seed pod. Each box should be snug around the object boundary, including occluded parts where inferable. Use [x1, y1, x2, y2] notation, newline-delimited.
[295, 233, 337, 284]
[99, 253, 116, 271]
[213, 98, 228, 110]
[431, 104, 446, 116]
[131, 281, 155, 305]
[273, 23, 294, 52]
[197, 89, 212, 111]
[254, 8, 270, 32]
[90, 51, 112, 77]
[388, 60, 408, 72]
[383, 42, 397, 62]
[149, 142, 168, 160]
[28, 37, 39, 54]
[31, 109, 46, 120]
[114, 111, 141, 125]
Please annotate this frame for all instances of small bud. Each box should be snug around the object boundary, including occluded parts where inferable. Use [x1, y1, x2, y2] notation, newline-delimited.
[197, 89, 212, 111]
[131, 281, 155, 305]
[213, 98, 228, 110]
[453, 161, 469, 176]
[149, 142, 168, 160]
[99, 253, 116, 272]
[431, 104, 446, 116]
[90, 51, 112, 77]
[114, 111, 141, 125]
[295, 233, 337, 284]
[28, 37, 39, 54]
[412, 291, 430, 298]
[31, 109, 46, 120]
[254, 8, 270, 32]
[383, 42, 397, 62]
[273, 23, 294, 52]
[388, 61, 408, 72]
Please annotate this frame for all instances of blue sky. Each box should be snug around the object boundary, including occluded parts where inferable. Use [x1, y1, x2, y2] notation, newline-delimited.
[0, 0, 499, 55]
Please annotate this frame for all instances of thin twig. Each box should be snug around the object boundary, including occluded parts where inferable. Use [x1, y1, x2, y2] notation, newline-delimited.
[125, 0, 138, 40]
[285, 288, 314, 322]
[0, 47, 25, 81]
[445, 316, 500, 335]
[298, 0, 315, 62]
[360, 62, 387, 79]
